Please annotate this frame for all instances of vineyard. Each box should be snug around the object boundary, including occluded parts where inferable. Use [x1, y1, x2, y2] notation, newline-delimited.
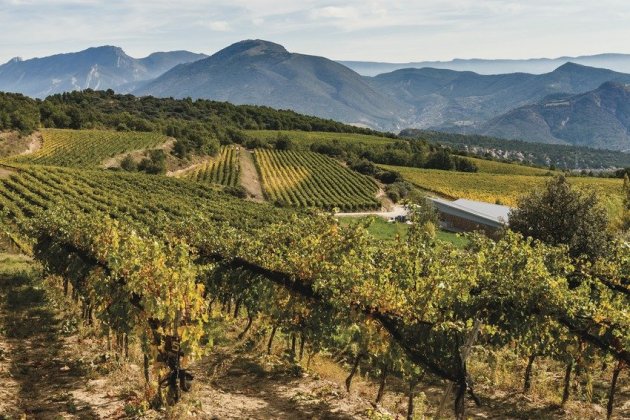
[176, 146, 240, 187]
[466, 156, 557, 176]
[0, 160, 627, 418]
[0, 126, 627, 418]
[7, 129, 169, 168]
[245, 130, 396, 147]
[254, 149, 379, 210]
[381, 163, 625, 210]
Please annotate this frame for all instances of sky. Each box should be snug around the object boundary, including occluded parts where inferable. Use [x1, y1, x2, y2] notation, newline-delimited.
[1, 0, 630, 63]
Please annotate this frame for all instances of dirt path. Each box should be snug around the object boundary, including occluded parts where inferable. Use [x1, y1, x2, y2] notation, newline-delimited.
[0, 254, 128, 418]
[0, 166, 15, 179]
[166, 156, 212, 177]
[19, 132, 43, 156]
[186, 346, 378, 419]
[240, 148, 265, 202]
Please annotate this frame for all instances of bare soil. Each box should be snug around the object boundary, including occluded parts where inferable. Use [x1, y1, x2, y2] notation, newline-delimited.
[0, 166, 15, 179]
[102, 138, 176, 169]
[166, 156, 213, 177]
[19, 132, 43, 156]
[0, 254, 627, 419]
[0, 256, 138, 418]
[0, 131, 41, 159]
[239, 149, 265, 202]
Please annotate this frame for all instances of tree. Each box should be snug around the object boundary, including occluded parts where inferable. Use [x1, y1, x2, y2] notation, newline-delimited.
[138, 150, 167, 175]
[120, 154, 137, 172]
[274, 133, 294, 150]
[509, 175, 611, 260]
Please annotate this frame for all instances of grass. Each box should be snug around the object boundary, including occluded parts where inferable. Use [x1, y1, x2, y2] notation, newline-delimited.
[245, 130, 396, 148]
[337, 216, 469, 248]
[0, 253, 35, 275]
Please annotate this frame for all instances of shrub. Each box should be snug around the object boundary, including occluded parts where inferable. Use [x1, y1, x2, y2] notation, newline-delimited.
[120, 155, 137, 172]
[509, 175, 611, 260]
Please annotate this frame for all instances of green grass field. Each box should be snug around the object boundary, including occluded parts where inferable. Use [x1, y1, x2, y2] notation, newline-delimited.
[245, 130, 396, 147]
[337, 216, 469, 248]
[8, 129, 169, 168]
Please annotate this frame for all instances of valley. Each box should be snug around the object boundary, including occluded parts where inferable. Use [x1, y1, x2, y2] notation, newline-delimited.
[0, 58, 628, 420]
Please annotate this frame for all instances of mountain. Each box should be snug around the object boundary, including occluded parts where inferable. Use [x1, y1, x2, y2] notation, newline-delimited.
[0, 46, 207, 98]
[3, 41, 630, 149]
[369, 63, 630, 129]
[479, 82, 630, 151]
[134, 40, 412, 131]
[340, 53, 630, 76]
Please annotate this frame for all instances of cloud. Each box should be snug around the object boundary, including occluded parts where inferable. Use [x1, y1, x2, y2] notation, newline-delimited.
[310, 6, 357, 20]
[200, 20, 232, 32]
[0, 0, 629, 62]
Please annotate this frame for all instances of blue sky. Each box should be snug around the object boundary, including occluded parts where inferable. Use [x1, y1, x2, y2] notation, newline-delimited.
[1, 0, 629, 63]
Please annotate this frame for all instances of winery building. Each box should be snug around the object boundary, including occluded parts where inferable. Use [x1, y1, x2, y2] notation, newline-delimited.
[428, 198, 511, 236]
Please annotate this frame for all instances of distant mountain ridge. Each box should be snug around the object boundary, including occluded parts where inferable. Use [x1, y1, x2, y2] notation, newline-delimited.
[0, 46, 207, 98]
[134, 40, 412, 130]
[479, 82, 630, 151]
[2, 41, 630, 151]
[340, 53, 630, 76]
[369, 62, 630, 129]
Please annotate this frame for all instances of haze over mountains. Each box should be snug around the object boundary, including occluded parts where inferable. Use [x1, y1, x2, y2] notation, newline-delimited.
[480, 82, 630, 151]
[340, 54, 630, 77]
[1, 40, 630, 151]
[0, 46, 207, 97]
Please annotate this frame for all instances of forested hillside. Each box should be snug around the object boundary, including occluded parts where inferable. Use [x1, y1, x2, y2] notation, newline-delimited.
[401, 129, 630, 169]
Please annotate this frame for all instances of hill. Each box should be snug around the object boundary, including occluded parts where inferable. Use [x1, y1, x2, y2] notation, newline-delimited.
[400, 129, 630, 169]
[481, 82, 630, 151]
[0, 46, 207, 97]
[244, 130, 397, 147]
[4, 42, 630, 150]
[370, 63, 630, 129]
[0, 90, 628, 420]
[134, 40, 412, 131]
[7, 129, 169, 168]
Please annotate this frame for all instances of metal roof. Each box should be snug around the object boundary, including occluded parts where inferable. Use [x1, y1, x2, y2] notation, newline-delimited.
[428, 197, 512, 227]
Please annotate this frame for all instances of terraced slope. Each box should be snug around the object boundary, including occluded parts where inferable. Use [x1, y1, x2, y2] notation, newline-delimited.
[8, 129, 168, 168]
[254, 149, 379, 211]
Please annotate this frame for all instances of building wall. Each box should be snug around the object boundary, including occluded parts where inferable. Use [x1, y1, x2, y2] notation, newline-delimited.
[439, 212, 500, 237]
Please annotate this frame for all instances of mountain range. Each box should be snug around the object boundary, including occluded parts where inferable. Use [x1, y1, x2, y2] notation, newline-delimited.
[340, 53, 630, 76]
[1, 40, 630, 151]
[0, 46, 207, 97]
[135, 40, 410, 129]
[480, 82, 630, 151]
[369, 62, 630, 131]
